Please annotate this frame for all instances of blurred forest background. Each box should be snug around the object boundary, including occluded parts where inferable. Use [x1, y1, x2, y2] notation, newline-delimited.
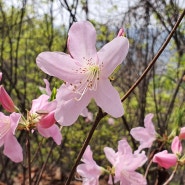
[0, 0, 185, 184]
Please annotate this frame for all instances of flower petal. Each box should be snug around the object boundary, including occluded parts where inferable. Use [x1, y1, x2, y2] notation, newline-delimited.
[4, 132, 23, 163]
[9, 113, 21, 134]
[104, 147, 116, 165]
[68, 21, 97, 62]
[118, 139, 132, 155]
[36, 52, 83, 83]
[119, 171, 147, 185]
[98, 36, 129, 77]
[93, 79, 124, 117]
[37, 124, 62, 145]
[171, 136, 182, 155]
[55, 90, 92, 126]
[144, 113, 156, 134]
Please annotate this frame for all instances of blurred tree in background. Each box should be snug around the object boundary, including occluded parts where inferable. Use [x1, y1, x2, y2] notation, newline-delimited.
[0, 0, 184, 184]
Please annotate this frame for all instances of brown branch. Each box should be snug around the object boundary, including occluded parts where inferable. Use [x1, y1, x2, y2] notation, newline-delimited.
[121, 8, 185, 102]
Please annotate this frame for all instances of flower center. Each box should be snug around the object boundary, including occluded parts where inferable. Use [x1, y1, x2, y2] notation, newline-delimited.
[71, 59, 102, 100]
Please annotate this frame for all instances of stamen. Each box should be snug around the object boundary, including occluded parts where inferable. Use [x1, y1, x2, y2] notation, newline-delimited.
[71, 57, 102, 101]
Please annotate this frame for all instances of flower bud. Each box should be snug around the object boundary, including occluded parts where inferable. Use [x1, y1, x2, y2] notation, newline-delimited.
[171, 136, 182, 155]
[0, 86, 15, 112]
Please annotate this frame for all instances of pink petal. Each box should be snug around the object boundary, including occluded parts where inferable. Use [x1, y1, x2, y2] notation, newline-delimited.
[68, 21, 97, 62]
[77, 163, 102, 178]
[130, 127, 149, 141]
[118, 139, 132, 155]
[4, 132, 23, 163]
[104, 147, 116, 165]
[36, 52, 83, 83]
[43, 79, 52, 96]
[55, 90, 92, 126]
[153, 150, 177, 169]
[9, 113, 21, 134]
[98, 36, 129, 78]
[82, 145, 94, 163]
[119, 171, 147, 185]
[30, 94, 49, 112]
[171, 136, 182, 154]
[37, 124, 62, 145]
[0, 86, 15, 112]
[144, 113, 156, 134]
[39, 112, 56, 128]
[93, 79, 124, 117]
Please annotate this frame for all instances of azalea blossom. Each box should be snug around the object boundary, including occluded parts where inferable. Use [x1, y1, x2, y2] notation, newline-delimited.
[0, 112, 23, 162]
[153, 150, 177, 169]
[30, 94, 62, 145]
[77, 145, 103, 185]
[104, 139, 147, 185]
[36, 21, 129, 126]
[153, 136, 182, 169]
[130, 113, 157, 153]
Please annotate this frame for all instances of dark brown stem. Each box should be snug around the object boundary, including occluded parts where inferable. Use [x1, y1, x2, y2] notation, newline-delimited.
[121, 9, 185, 102]
[65, 108, 106, 185]
[26, 131, 32, 185]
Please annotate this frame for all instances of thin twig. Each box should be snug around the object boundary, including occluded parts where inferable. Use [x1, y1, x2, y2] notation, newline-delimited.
[163, 163, 178, 185]
[35, 141, 55, 185]
[121, 9, 185, 102]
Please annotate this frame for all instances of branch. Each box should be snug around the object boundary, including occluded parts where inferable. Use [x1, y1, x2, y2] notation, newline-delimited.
[121, 9, 185, 102]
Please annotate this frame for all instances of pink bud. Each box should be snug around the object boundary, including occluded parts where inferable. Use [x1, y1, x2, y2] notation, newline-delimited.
[39, 112, 56, 128]
[153, 150, 177, 169]
[179, 127, 185, 140]
[0, 86, 15, 112]
[117, 28, 125, 37]
[171, 136, 182, 155]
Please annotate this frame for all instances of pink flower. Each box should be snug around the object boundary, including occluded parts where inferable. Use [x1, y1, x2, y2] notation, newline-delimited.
[0, 86, 15, 112]
[171, 136, 182, 155]
[30, 94, 62, 145]
[130, 113, 156, 153]
[36, 21, 129, 126]
[77, 145, 103, 185]
[0, 112, 23, 162]
[153, 136, 181, 169]
[104, 139, 147, 185]
[153, 150, 177, 169]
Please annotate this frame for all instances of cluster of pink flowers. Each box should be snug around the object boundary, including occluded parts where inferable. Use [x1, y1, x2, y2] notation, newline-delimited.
[77, 139, 148, 185]
[0, 21, 129, 164]
[0, 73, 62, 162]
[153, 128, 185, 169]
[1, 20, 184, 185]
